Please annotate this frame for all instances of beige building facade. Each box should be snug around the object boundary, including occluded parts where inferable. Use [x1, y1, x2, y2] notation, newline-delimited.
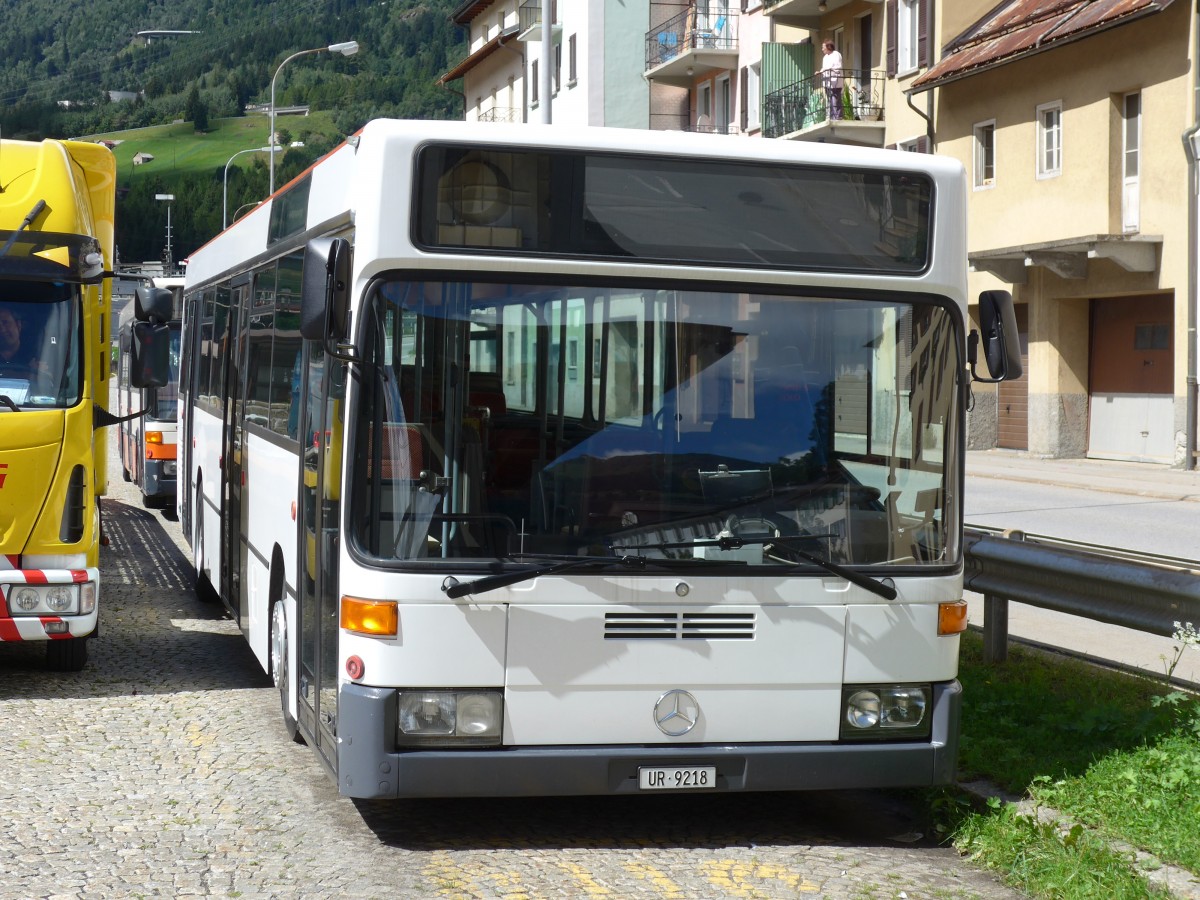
[438, 0, 1200, 466]
[909, 0, 1195, 465]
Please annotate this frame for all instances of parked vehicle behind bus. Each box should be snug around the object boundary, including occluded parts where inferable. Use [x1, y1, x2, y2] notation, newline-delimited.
[179, 119, 1020, 797]
[0, 138, 169, 670]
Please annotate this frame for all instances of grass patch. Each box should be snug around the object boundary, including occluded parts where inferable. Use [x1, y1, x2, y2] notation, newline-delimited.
[956, 631, 1176, 793]
[955, 798, 1172, 899]
[949, 629, 1200, 897]
[1039, 731, 1200, 872]
[83, 114, 343, 189]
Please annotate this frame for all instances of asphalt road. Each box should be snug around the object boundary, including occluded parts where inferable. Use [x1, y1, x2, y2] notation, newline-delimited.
[0, 440, 1026, 899]
[964, 473, 1200, 685]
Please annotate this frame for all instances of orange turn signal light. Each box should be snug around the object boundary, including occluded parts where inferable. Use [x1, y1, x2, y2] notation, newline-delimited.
[938, 600, 969, 635]
[340, 597, 398, 636]
[145, 431, 164, 444]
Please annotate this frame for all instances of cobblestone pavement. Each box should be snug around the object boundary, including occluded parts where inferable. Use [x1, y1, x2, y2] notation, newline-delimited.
[0, 454, 1026, 899]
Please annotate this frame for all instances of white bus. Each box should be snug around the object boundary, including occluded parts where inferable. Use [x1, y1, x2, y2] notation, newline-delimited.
[178, 119, 1019, 799]
[116, 276, 182, 507]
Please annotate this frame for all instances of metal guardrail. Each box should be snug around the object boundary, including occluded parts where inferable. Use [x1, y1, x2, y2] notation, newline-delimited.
[963, 525, 1200, 663]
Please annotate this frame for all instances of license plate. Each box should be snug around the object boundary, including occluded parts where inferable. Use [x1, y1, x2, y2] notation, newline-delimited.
[638, 765, 717, 790]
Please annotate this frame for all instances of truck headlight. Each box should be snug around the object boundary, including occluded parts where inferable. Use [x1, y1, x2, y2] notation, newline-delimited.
[397, 690, 502, 746]
[840, 684, 930, 740]
[6, 583, 83, 616]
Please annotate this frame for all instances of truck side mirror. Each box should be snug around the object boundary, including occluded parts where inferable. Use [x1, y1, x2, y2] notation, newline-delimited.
[969, 290, 1022, 383]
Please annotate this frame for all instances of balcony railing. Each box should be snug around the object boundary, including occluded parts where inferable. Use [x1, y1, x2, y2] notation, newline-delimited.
[478, 107, 522, 123]
[762, 69, 885, 139]
[685, 122, 741, 135]
[519, 0, 559, 33]
[646, 6, 739, 70]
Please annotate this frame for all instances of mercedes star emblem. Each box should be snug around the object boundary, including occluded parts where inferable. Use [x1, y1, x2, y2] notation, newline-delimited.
[653, 689, 700, 736]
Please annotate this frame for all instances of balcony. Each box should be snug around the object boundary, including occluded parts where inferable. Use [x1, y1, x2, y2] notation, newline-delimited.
[477, 107, 522, 123]
[762, 69, 886, 147]
[518, 0, 562, 42]
[645, 7, 739, 88]
[762, 0, 848, 28]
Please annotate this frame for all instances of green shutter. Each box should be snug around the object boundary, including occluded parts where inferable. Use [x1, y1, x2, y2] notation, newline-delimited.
[761, 41, 816, 137]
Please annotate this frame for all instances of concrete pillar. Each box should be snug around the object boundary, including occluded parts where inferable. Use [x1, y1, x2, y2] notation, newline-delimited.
[1027, 272, 1090, 457]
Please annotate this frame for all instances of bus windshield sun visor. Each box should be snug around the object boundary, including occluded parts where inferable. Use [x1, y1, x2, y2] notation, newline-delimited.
[0, 228, 106, 284]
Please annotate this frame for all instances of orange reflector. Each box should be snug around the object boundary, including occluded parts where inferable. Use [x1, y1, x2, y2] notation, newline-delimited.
[340, 597, 398, 636]
[938, 600, 969, 635]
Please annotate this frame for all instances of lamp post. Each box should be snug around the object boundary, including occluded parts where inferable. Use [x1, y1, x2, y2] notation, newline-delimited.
[224, 146, 280, 229]
[155, 193, 175, 273]
[269, 40, 359, 194]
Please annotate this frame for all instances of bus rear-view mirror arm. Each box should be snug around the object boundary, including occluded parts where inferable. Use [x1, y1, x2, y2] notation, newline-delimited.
[968, 289, 1023, 383]
[301, 236, 358, 363]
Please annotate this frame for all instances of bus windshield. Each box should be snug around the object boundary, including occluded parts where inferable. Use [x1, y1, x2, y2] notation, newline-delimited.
[0, 284, 82, 409]
[350, 279, 961, 569]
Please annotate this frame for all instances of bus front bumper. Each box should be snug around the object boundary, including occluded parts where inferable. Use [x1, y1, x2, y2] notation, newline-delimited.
[336, 680, 961, 799]
[0, 566, 99, 642]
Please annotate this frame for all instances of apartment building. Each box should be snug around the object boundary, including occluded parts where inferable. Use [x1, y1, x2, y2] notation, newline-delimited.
[912, 0, 1194, 465]
[438, 0, 1200, 467]
[437, 0, 650, 127]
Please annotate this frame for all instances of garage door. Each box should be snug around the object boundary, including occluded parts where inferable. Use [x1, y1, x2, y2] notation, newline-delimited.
[1088, 295, 1174, 462]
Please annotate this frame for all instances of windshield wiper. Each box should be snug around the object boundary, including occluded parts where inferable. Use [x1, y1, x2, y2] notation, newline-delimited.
[611, 533, 896, 601]
[0, 395, 21, 412]
[0, 200, 47, 259]
[442, 553, 739, 599]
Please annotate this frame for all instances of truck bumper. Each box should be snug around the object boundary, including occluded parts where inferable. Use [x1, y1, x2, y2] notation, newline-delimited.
[0, 565, 98, 642]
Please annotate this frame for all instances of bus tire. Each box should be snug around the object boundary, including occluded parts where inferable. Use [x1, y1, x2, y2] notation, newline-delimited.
[193, 487, 220, 605]
[46, 636, 88, 672]
[270, 599, 303, 744]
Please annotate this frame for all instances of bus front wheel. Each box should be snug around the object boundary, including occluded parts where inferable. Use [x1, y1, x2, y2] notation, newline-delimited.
[270, 600, 303, 744]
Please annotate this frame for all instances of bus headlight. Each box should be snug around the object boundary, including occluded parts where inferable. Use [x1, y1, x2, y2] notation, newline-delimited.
[397, 690, 502, 746]
[6, 583, 83, 616]
[840, 684, 930, 740]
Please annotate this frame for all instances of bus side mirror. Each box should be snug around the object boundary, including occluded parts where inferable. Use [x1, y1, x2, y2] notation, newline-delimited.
[968, 289, 1022, 383]
[130, 321, 170, 388]
[301, 237, 352, 343]
[134, 286, 173, 324]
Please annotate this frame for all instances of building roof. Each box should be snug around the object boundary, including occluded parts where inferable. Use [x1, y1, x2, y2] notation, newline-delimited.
[451, 0, 492, 25]
[908, 0, 1177, 94]
[436, 26, 520, 84]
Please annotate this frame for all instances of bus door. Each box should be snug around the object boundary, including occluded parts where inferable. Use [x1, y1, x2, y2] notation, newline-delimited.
[220, 276, 252, 627]
[297, 342, 345, 769]
[179, 297, 196, 538]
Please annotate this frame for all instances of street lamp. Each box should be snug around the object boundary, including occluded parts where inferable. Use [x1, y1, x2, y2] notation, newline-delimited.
[224, 146, 280, 229]
[269, 40, 359, 194]
[155, 193, 174, 273]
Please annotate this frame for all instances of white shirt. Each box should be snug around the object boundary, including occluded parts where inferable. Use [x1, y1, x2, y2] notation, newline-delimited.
[821, 50, 844, 88]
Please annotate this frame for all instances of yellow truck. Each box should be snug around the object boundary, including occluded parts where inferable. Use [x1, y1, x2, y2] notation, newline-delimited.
[0, 138, 169, 671]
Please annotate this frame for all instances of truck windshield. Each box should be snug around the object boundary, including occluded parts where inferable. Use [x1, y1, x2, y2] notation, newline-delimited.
[0, 283, 82, 409]
[350, 280, 962, 570]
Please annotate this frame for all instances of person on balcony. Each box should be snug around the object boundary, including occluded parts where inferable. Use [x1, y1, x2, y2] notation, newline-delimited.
[820, 41, 844, 121]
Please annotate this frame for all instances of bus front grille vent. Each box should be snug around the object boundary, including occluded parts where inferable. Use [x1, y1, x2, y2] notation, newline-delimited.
[604, 612, 755, 641]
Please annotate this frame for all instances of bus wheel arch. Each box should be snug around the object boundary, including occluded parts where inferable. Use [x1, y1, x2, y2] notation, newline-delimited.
[269, 548, 303, 744]
[193, 475, 219, 604]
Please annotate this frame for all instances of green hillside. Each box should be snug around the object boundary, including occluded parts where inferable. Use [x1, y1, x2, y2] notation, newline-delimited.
[0, 0, 466, 263]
